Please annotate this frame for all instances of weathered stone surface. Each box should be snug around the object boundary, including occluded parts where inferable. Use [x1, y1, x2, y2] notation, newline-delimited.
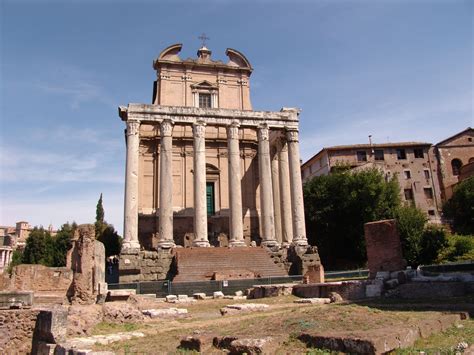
[213, 291, 224, 299]
[102, 302, 144, 324]
[220, 303, 269, 315]
[366, 284, 383, 298]
[293, 281, 368, 301]
[193, 292, 206, 300]
[177, 294, 188, 301]
[375, 271, 390, 281]
[142, 308, 188, 318]
[60, 331, 144, 353]
[385, 279, 399, 289]
[107, 289, 136, 302]
[213, 335, 239, 349]
[247, 284, 294, 299]
[68, 224, 105, 305]
[0, 309, 40, 354]
[235, 290, 244, 297]
[0, 290, 33, 308]
[329, 292, 343, 303]
[398, 281, 469, 299]
[229, 337, 278, 354]
[67, 304, 104, 336]
[166, 295, 177, 302]
[303, 264, 325, 284]
[179, 334, 214, 352]
[365, 220, 406, 278]
[35, 308, 68, 344]
[294, 298, 331, 304]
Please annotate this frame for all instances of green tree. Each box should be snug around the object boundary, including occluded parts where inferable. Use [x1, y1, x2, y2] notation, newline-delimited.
[395, 204, 427, 267]
[443, 177, 474, 235]
[304, 167, 401, 269]
[419, 225, 449, 265]
[51, 223, 76, 267]
[7, 250, 23, 274]
[22, 227, 54, 265]
[95, 193, 107, 237]
[94, 194, 122, 256]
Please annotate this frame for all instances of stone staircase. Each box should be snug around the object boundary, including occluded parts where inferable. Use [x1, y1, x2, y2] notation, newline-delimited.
[172, 247, 288, 282]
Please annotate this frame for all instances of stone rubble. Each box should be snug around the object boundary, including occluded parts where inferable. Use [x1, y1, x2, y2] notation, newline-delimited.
[220, 303, 269, 315]
[58, 331, 145, 353]
[294, 298, 331, 304]
[213, 291, 224, 299]
[142, 308, 188, 319]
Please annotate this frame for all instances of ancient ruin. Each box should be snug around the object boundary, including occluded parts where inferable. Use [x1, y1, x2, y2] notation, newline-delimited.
[118, 43, 322, 282]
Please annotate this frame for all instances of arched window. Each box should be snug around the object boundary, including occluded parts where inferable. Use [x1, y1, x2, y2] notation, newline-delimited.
[451, 159, 462, 176]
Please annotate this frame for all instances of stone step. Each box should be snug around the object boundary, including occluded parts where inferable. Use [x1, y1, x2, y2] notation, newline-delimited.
[173, 247, 287, 282]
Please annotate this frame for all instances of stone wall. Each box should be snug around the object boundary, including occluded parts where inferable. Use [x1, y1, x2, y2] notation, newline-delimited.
[0, 264, 72, 293]
[119, 250, 174, 283]
[0, 309, 40, 354]
[364, 219, 406, 278]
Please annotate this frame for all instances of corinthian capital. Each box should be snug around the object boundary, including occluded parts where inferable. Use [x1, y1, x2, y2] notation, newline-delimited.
[193, 120, 206, 138]
[258, 123, 269, 141]
[126, 120, 140, 136]
[286, 128, 299, 142]
[160, 119, 174, 137]
[227, 121, 240, 140]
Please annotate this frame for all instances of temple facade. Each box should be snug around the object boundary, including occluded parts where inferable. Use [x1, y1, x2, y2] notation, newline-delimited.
[119, 44, 308, 251]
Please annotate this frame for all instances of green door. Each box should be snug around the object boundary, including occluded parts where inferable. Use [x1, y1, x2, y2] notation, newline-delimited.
[206, 182, 215, 216]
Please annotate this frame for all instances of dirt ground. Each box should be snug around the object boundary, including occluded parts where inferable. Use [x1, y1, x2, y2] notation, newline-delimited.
[91, 295, 474, 354]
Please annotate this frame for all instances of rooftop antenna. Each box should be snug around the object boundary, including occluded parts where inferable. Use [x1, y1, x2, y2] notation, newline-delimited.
[198, 33, 210, 48]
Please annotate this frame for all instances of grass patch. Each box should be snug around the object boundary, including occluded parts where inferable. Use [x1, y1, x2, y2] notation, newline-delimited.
[92, 322, 140, 335]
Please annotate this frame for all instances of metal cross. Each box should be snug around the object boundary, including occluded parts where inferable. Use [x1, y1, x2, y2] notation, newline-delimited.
[198, 33, 210, 47]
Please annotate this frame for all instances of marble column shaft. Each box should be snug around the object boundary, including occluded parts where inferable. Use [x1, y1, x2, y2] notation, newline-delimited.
[123, 120, 141, 251]
[227, 122, 246, 247]
[158, 119, 175, 248]
[279, 140, 293, 245]
[258, 124, 278, 247]
[271, 145, 282, 244]
[286, 128, 308, 246]
[193, 121, 210, 247]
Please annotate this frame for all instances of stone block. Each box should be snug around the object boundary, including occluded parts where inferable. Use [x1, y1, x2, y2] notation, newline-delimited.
[180, 335, 213, 352]
[375, 271, 390, 281]
[385, 279, 399, 289]
[142, 308, 188, 318]
[213, 336, 239, 350]
[166, 295, 177, 302]
[35, 308, 68, 344]
[229, 337, 277, 354]
[213, 291, 224, 299]
[193, 293, 206, 300]
[0, 291, 33, 309]
[177, 294, 188, 301]
[365, 219, 406, 278]
[235, 290, 244, 297]
[294, 298, 331, 304]
[220, 303, 269, 315]
[366, 284, 383, 298]
[303, 264, 325, 283]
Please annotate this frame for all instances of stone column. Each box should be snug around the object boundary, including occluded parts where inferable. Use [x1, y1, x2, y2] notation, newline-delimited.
[122, 120, 141, 251]
[258, 124, 278, 247]
[271, 144, 282, 244]
[227, 122, 245, 247]
[193, 120, 210, 247]
[158, 119, 176, 248]
[279, 139, 293, 245]
[0, 250, 4, 269]
[286, 128, 308, 246]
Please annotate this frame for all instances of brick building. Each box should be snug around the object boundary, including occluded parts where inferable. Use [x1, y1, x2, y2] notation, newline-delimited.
[434, 127, 474, 200]
[301, 142, 442, 220]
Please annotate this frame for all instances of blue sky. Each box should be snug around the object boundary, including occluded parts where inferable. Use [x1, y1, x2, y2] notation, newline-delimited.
[1, 0, 472, 234]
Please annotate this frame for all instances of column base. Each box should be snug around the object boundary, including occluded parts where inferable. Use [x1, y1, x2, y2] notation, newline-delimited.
[121, 241, 141, 254]
[192, 240, 211, 247]
[292, 238, 308, 247]
[157, 240, 176, 249]
[261, 240, 280, 248]
[229, 240, 246, 247]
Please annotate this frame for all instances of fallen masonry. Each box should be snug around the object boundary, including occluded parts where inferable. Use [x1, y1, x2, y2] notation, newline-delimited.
[142, 308, 188, 318]
[294, 298, 331, 304]
[220, 303, 269, 315]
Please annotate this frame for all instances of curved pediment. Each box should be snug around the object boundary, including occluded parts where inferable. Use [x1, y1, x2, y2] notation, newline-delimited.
[158, 43, 182, 61]
[206, 163, 220, 174]
[226, 48, 252, 70]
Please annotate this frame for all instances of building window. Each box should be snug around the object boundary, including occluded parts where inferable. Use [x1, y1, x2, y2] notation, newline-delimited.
[428, 209, 436, 216]
[424, 169, 430, 179]
[206, 182, 215, 216]
[404, 170, 411, 179]
[414, 148, 424, 158]
[199, 93, 212, 108]
[404, 188, 414, 201]
[374, 149, 384, 161]
[424, 187, 434, 199]
[397, 148, 407, 160]
[451, 159, 462, 176]
[357, 151, 367, 162]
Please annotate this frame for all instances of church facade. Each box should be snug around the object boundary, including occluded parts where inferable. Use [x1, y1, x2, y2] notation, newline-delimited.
[119, 44, 309, 252]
